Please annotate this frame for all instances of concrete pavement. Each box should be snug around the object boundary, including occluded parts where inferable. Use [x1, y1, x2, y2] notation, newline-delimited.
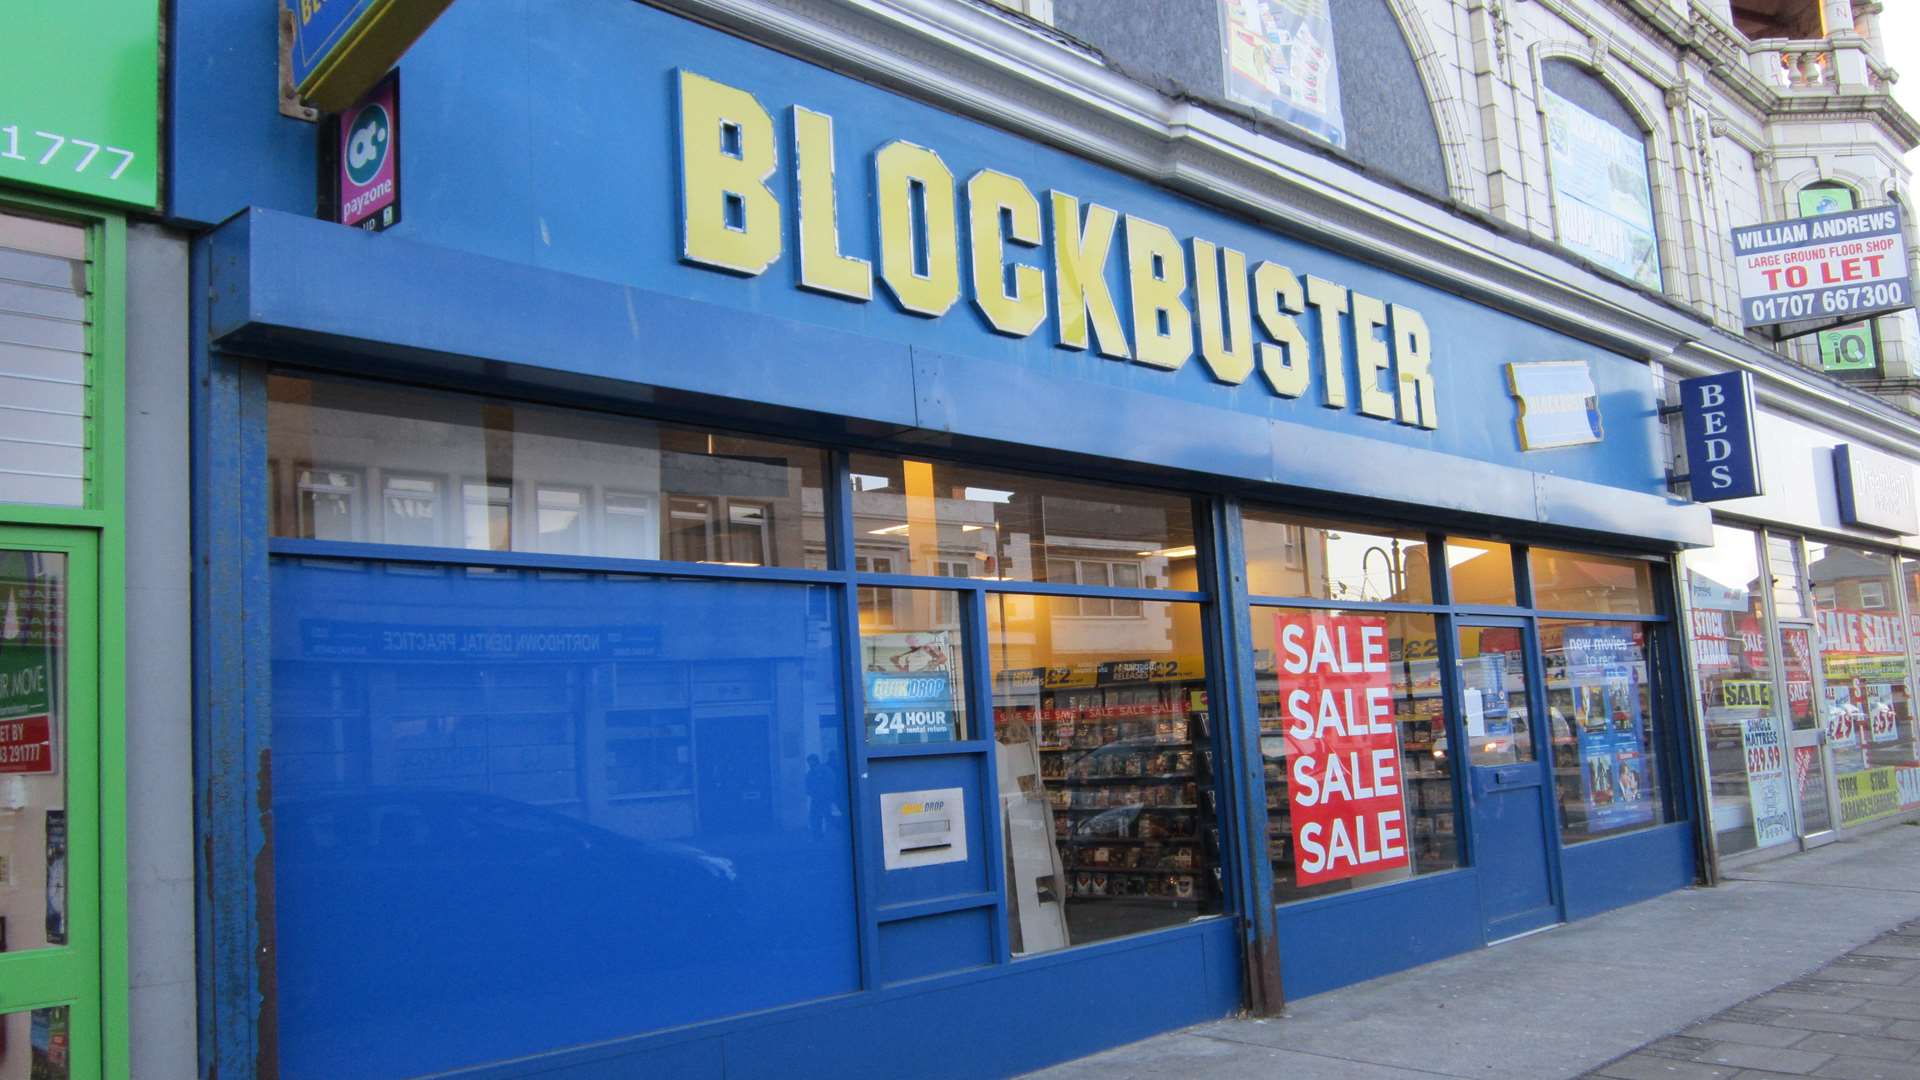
[1025, 822, 1920, 1080]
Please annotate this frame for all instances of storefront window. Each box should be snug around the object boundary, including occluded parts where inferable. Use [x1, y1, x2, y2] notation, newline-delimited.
[847, 454, 1197, 590]
[1768, 536, 1807, 619]
[0, 1005, 70, 1077]
[1686, 525, 1794, 856]
[988, 595, 1219, 954]
[0, 550, 68, 954]
[268, 375, 828, 568]
[1243, 508, 1433, 603]
[1541, 620, 1665, 842]
[1529, 547, 1656, 615]
[1252, 610, 1456, 903]
[1807, 541, 1918, 827]
[858, 588, 969, 744]
[0, 212, 88, 509]
[1446, 537, 1517, 607]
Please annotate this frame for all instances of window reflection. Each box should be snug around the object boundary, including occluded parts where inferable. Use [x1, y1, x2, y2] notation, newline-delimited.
[1445, 538, 1517, 607]
[848, 454, 1196, 590]
[1243, 509, 1432, 603]
[269, 376, 828, 569]
[1529, 547, 1655, 615]
[269, 560, 857, 1077]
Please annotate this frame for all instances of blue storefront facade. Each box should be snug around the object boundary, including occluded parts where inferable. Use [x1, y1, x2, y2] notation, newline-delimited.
[172, 2, 1717, 1077]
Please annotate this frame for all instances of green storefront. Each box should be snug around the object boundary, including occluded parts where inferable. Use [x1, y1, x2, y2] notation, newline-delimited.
[0, 3, 157, 1077]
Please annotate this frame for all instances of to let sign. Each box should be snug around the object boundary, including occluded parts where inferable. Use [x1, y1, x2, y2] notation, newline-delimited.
[1277, 612, 1408, 885]
[1677, 371, 1762, 501]
[1731, 205, 1912, 327]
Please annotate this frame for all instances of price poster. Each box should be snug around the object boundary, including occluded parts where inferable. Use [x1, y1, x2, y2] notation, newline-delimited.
[1738, 718, 1793, 848]
[1564, 626, 1653, 831]
[1276, 612, 1408, 885]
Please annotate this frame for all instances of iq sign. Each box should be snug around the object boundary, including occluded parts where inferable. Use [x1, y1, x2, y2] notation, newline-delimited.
[336, 72, 401, 232]
[1277, 612, 1408, 885]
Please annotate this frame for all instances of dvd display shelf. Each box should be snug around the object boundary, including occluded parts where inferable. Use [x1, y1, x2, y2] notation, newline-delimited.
[1002, 680, 1221, 907]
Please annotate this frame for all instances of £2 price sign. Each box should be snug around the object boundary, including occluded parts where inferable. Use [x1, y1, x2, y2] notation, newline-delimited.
[1277, 612, 1408, 885]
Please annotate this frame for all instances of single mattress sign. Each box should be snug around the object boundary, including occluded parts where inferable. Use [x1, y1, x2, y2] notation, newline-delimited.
[1730, 204, 1913, 328]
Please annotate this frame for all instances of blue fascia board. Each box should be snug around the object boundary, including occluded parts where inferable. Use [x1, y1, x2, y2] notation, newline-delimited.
[207, 207, 1713, 546]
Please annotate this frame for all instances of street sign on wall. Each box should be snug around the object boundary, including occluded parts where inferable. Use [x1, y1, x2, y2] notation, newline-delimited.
[287, 0, 454, 114]
[1731, 205, 1912, 328]
[0, 1, 159, 208]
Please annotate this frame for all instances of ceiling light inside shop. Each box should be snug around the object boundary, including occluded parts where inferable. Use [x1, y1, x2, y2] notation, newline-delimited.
[869, 524, 911, 535]
[1137, 545, 1197, 559]
[964, 487, 1013, 503]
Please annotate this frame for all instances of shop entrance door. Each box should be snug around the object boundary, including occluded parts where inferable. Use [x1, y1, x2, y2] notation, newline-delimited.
[0, 528, 102, 1079]
[1454, 621, 1561, 941]
[1777, 623, 1836, 846]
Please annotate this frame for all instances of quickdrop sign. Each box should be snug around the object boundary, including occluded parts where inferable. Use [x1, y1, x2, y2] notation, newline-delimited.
[1276, 612, 1408, 886]
[1677, 371, 1762, 502]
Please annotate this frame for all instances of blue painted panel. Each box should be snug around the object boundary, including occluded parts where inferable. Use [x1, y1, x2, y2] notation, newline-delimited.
[268, 558, 860, 1079]
[173, 0, 1678, 501]
[868, 754, 991, 908]
[1274, 870, 1484, 998]
[877, 906, 996, 986]
[1469, 763, 1558, 938]
[449, 918, 1239, 1079]
[1560, 823, 1695, 922]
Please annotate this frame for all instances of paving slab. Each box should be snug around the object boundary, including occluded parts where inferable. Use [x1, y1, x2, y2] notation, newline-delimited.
[1024, 824, 1920, 1080]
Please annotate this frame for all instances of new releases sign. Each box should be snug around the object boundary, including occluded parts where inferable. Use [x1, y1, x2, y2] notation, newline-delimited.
[1731, 205, 1912, 328]
[1276, 612, 1408, 885]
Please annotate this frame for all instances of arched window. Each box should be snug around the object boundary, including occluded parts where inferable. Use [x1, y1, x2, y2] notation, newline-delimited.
[1539, 59, 1663, 292]
[1054, 0, 1452, 198]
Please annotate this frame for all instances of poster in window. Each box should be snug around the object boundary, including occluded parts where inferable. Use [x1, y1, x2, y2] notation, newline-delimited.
[1275, 612, 1408, 885]
[1541, 87, 1662, 291]
[1564, 626, 1654, 831]
[864, 632, 960, 744]
[1220, 0, 1346, 148]
[1738, 717, 1794, 848]
[0, 551, 57, 776]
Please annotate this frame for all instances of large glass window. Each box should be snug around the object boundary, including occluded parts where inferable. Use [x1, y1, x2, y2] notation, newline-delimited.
[1541, 620, 1664, 842]
[989, 595, 1219, 955]
[1252, 609, 1455, 903]
[269, 560, 857, 1077]
[1686, 525, 1795, 856]
[1807, 541, 1916, 826]
[847, 454, 1196, 590]
[1243, 509, 1433, 603]
[269, 375, 828, 568]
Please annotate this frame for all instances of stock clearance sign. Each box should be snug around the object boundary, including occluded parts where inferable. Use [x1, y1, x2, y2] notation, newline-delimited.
[1732, 205, 1912, 328]
[1277, 612, 1408, 885]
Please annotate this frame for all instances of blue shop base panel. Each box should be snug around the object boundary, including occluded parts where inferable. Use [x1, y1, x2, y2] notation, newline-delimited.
[454, 919, 1243, 1080]
[1561, 823, 1696, 923]
[1275, 826, 1697, 1000]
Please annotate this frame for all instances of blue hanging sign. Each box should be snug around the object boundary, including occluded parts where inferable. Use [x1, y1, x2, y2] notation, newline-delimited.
[285, 0, 454, 113]
[1677, 371, 1762, 502]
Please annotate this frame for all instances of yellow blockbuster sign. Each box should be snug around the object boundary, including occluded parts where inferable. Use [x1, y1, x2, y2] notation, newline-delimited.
[673, 71, 1441, 431]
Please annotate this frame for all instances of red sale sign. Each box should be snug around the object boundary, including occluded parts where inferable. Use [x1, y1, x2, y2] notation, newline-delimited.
[0, 713, 53, 774]
[1277, 612, 1408, 885]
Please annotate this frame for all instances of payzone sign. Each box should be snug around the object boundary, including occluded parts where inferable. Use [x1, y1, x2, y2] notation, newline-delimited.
[1276, 612, 1408, 885]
